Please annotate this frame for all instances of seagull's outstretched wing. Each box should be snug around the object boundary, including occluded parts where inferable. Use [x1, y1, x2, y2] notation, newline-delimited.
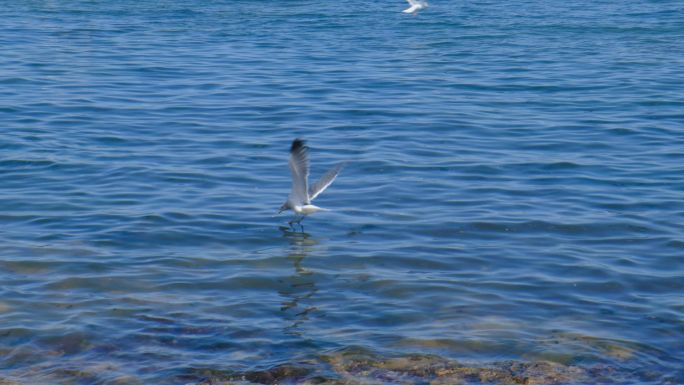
[403, 4, 419, 13]
[288, 138, 310, 205]
[309, 163, 344, 201]
[403, 0, 427, 13]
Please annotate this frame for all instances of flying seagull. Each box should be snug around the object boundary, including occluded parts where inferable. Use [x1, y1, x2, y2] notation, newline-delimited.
[403, 0, 428, 14]
[278, 138, 343, 228]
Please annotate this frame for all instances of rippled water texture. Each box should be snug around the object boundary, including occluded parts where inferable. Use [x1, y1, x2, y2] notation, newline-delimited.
[1, 1, 683, 384]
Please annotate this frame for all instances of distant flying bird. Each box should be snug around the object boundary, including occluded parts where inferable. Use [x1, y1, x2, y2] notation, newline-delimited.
[278, 139, 343, 228]
[403, 0, 428, 14]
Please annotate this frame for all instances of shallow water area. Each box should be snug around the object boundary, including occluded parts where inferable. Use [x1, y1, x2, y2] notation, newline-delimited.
[1, 0, 684, 384]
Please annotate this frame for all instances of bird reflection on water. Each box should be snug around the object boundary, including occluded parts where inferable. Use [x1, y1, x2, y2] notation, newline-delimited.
[278, 227, 319, 337]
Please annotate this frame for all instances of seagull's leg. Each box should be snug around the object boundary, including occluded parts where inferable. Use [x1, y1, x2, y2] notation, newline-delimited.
[297, 216, 306, 232]
[288, 215, 299, 228]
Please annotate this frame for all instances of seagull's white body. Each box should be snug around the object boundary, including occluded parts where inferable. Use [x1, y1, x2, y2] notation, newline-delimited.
[403, 0, 428, 14]
[294, 204, 328, 215]
[279, 139, 342, 225]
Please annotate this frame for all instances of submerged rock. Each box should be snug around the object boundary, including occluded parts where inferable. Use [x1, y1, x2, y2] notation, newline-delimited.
[244, 365, 312, 384]
[1, 344, 644, 385]
[192, 350, 608, 385]
[328, 353, 589, 385]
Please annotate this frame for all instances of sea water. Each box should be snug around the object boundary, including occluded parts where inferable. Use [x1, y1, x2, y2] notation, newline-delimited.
[0, 1, 683, 383]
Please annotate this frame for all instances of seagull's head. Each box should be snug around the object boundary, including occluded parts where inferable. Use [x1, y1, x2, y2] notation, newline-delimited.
[278, 202, 290, 214]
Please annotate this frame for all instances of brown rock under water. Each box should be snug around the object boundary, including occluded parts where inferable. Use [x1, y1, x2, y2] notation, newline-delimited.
[192, 350, 607, 385]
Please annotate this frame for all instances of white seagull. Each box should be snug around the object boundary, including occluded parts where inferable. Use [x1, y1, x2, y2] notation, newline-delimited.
[403, 0, 428, 14]
[278, 138, 343, 228]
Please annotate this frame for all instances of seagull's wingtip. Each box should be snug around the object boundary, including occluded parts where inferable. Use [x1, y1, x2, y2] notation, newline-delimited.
[291, 138, 307, 153]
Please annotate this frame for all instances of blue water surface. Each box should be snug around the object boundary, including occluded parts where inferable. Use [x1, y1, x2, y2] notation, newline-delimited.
[1, 0, 683, 384]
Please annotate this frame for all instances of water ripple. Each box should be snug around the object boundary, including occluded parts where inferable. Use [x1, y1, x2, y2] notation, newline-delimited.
[1, 0, 683, 383]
